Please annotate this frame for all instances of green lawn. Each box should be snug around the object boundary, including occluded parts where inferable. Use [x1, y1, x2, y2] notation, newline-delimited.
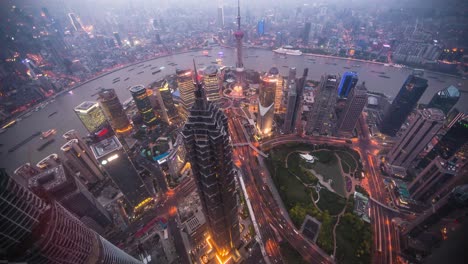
[310, 151, 346, 197]
[316, 188, 347, 215]
[335, 213, 372, 264]
[337, 151, 358, 172]
[287, 153, 319, 185]
[269, 161, 310, 208]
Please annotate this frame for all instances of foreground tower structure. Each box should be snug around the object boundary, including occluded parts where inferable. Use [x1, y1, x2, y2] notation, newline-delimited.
[181, 60, 240, 259]
[233, 0, 245, 88]
[0, 169, 142, 264]
[98, 89, 132, 134]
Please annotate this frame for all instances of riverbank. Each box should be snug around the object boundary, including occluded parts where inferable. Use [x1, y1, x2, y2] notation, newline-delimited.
[6, 48, 206, 125]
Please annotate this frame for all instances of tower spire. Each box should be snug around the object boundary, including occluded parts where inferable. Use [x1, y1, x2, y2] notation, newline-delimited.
[192, 59, 206, 108]
[237, 0, 241, 30]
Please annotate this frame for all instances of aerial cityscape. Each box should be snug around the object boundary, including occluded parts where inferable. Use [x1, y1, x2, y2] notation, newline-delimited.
[0, 0, 467, 264]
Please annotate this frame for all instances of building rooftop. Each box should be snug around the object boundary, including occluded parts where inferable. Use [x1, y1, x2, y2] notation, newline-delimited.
[129, 85, 145, 94]
[421, 108, 445, 121]
[28, 165, 67, 191]
[74, 101, 99, 113]
[90, 136, 122, 159]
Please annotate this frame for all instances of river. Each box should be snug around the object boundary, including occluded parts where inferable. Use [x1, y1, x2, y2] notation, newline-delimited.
[1, 47, 467, 173]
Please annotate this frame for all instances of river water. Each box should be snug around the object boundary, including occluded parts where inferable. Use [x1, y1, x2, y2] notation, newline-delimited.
[1, 47, 467, 173]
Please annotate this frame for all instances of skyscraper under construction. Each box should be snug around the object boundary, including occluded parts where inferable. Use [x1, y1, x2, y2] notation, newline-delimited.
[181, 61, 240, 261]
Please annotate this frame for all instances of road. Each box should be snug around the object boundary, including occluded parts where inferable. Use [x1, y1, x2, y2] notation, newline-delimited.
[227, 110, 334, 264]
[355, 114, 401, 264]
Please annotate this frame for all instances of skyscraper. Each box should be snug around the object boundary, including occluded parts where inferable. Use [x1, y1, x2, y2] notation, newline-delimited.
[283, 80, 298, 134]
[402, 184, 468, 255]
[427, 85, 460, 114]
[217, 6, 224, 27]
[379, 75, 428, 136]
[129, 85, 157, 127]
[14, 163, 41, 181]
[302, 22, 311, 44]
[61, 138, 104, 183]
[387, 108, 445, 168]
[0, 169, 142, 264]
[113, 32, 122, 46]
[234, 0, 245, 88]
[74, 101, 108, 134]
[158, 80, 179, 122]
[417, 119, 468, 169]
[176, 68, 195, 118]
[68, 13, 83, 31]
[257, 68, 278, 136]
[336, 82, 368, 135]
[337, 71, 358, 98]
[306, 74, 339, 135]
[28, 165, 112, 229]
[90, 136, 151, 208]
[257, 19, 265, 36]
[148, 81, 171, 124]
[181, 61, 240, 258]
[202, 65, 221, 103]
[409, 156, 457, 202]
[98, 89, 132, 134]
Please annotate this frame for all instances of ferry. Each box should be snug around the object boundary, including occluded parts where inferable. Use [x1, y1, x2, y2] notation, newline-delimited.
[124, 77, 130, 81]
[41, 129, 57, 139]
[273, 46, 302, 56]
[128, 68, 135, 72]
[378, 75, 391, 79]
[137, 71, 144, 75]
[152, 70, 161, 75]
[384, 63, 390, 67]
[112, 79, 121, 83]
[48, 111, 58, 118]
[37, 139, 55, 151]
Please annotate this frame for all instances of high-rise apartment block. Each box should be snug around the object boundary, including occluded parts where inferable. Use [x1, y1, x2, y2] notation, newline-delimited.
[181, 62, 240, 259]
[306, 74, 339, 135]
[0, 169, 142, 264]
[379, 75, 428, 136]
[336, 82, 368, 135]
[283, 80, 298, 134]
[387, 108, 445, 168]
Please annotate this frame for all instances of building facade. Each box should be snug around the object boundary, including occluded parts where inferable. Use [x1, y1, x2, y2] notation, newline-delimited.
[129, 85, 157, 127]
[337, 71, 358, 98]
[387, 108, 445, 168]
[379, 75, 428, 136]
[427, 85, 460, 115]
[28, 165, 112, 228]
[257, 68, 277, 136]
[181, 63, 240, 257]
[176, 69, 195, 118]
[74, 101, 108, 134]
[202, 65, 221, 103]
[283, 80, 298, 134]
[0, 169, 142, 264]
[90, 136, 151, 208]
[336, 82, 368, 136]
[98, 89, 132, 134]
[306, 74, 339, 135]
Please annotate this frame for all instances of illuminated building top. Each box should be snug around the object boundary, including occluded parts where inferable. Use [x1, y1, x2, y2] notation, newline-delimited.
[89, 136, 122, 159]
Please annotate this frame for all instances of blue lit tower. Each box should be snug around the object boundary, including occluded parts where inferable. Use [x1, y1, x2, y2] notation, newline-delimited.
[257, 19, 265, 36]
[337, 71, 358, 98]
[379, 75, 428, 136]
[234, 0, 245, 88]
[181, 60, 240, 259]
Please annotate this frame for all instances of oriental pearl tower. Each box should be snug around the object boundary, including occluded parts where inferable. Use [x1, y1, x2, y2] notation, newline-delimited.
[233, 0, 245, 92]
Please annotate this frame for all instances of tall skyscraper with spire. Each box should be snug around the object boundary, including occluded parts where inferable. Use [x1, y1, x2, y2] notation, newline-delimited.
[234, 0, 245, 88]
[182, 60, 240, 261]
